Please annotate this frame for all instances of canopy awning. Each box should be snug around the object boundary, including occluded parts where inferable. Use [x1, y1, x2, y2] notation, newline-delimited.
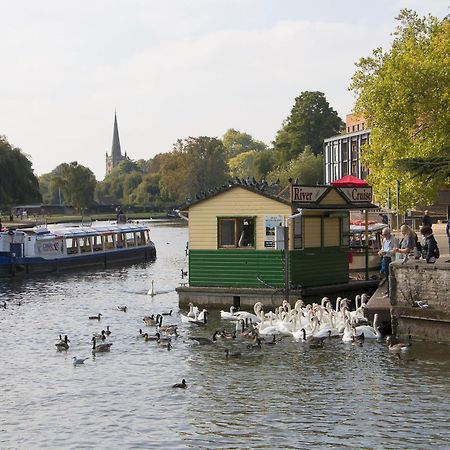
[331, 175, 368, 187]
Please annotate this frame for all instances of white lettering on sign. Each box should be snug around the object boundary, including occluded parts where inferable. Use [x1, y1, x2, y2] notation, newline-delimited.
[291, 186, 327, 203]
[340, 187, 372, 203]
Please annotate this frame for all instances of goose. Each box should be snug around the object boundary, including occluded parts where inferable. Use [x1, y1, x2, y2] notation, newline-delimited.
[91, 337, 112, 353]
[155, 332, 171, 342]
[181, 269, 188, 278]
[72, 356, 88, 366]
[55, 335, 70, 351]
[137, 328, 145, 338]
[172, 379, 187, 389]
[352, 332, 365, 346]
[156, 315, 178, 333]
[143, 332, 158, 341]
[220, 306, 237, 320]
[105, 326, 112, 336]
[263, 334, 277, 345]
[1, 301, 6, 309]
[89, 313, 102, 320]
[386, 336, 412, 353]
[221, 330, 237, 340]
[157, 339, 172, 350]
[93, 330, 106, 340]
[247, 338, 262, 350]
[189, 331, 220, 345]
[225, 349, 241, 358]
[292, 327, 307, 342]
[117, 306, 127, 312]
[161, 310, 173, 316]
[143, 314, 160, 326]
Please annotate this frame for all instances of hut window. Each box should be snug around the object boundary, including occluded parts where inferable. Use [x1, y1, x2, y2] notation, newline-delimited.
[293, 216, 303, 249]
[218, 218, 255, 248]
[341, 216, 350, 246]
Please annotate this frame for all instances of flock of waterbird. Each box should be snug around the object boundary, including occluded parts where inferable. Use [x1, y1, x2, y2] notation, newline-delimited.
[51, 292, 411, 388]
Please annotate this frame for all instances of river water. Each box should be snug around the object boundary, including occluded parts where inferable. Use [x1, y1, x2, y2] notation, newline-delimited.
[1, 221, 449, 449]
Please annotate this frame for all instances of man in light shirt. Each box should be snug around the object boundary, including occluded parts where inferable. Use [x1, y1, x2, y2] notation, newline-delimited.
[378, 227, 399, 297]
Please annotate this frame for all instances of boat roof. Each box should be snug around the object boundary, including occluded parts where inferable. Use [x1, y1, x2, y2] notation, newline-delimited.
[17, 223, 150, 239]
[350, 222, 385, 233]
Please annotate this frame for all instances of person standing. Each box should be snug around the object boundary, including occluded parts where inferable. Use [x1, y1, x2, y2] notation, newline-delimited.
[420, 226, 439, 263]
[378, 227, 399, 297]
[422, 210, 432, 229]
[393, 224, 416, 263]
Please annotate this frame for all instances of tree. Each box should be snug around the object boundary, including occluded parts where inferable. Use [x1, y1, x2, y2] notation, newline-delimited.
[228, 151, 258, 178]
[222, 129, 267, 159]
[0, 136, 41, 205]
[273, 91, 344, 162]
[350, 10, 450, 210]
[267, 147, 323, 186]
[52, 162, 96, 210]
[159, 137, 228, 203]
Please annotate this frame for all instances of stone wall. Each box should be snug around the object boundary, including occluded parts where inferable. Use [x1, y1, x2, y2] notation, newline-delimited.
[390, 261, 450, 343]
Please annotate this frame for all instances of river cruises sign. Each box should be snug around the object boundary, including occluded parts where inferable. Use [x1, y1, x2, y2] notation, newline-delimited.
[291, 186, 328, 203]
[339, 187, 373, 203]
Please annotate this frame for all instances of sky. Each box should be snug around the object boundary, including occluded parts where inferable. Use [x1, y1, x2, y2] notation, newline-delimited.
[1, 0, 448, 180]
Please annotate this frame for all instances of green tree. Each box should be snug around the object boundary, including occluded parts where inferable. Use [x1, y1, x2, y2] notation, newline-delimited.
[0, 136, 41, 205]
[223, 129, 267, 159]
[273, 91, 344, 162]
[159, 137, 228, 203]
[267, 147, 323, 186]
[350, 10, 450, 210]
[52, 162, 96, 210]
[228, 151, 259, 178]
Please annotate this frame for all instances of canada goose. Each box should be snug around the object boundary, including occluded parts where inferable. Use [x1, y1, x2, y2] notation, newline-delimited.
[263, 334, 277, 345]
[89, 313, 102, 320]
[221, 330, 237, 340]
[224, 348, 241, 358]
[157, 339, 172, 350]
[161, 310, 173, 316]
[91, 336, 112, 353]
[352, 332, 365, 346]
[247, 338, 262, 350]
[157, 315, 178, 332]
[105, 326, 111, 336]
[188, 334, 216, 345]
[93, 330, 107, 341]
[143, 332, 158, 342]
[143, 314, 160, 326]
[386, 336, 412, 353]
[72, 356, 88, 366]
[1, 301, 6, 309]
[55, 335, 70, 351]
[172, 379, 187, 388]
[117, 306, 127, 312]
[181, 269, 188, 278]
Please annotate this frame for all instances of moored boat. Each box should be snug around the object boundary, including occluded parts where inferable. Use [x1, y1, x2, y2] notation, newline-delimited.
[349, 222, 384, 272]
[0, 222, 156, 277]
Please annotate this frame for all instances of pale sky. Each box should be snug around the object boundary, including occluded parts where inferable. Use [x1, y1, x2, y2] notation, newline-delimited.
[1, 0, 448, 180]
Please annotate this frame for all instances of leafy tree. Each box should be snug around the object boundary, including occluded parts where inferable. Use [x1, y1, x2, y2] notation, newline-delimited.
[159, 137, 228, 203]
[267, 147, 323, 186]
[273, 91, 344, 161]
[350, 10, 450, 210]
[253, 150, 277, 179]
[223, 129, 267, 158]
[0, 136, 41, 205]
[52, 162, 96, 210]
[228, 151, 259, 178]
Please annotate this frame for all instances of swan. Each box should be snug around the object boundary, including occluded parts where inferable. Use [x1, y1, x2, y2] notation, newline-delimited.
[220, 306, 237, 320]
[353, 313, 382, 339]
[91, 337, 112, 353]
[342, 321, 354, 343]
[187, 302, 199, 318]
[197, 309, 208, 322]
[172, 379, 187, 389]
[147, 280, 155, 296]
[72, 356, 88, 366]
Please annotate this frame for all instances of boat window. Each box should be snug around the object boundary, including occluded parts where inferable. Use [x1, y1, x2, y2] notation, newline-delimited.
[93, 235, 103, 252]
[218, 218, 255, 249]
[136, 231, 146, 246]
[80, 237, 92, 253]
[125, 232, 135, 247]
[105, 234, 115, 250]
[145, 230, 150, 244]
[66, 238, 79, 255]
[116, 233, 125, 248]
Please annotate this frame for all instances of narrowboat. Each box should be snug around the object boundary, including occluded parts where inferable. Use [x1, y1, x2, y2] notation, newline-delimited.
[0, 222, 156, 277]
[349, 222, 384, 272]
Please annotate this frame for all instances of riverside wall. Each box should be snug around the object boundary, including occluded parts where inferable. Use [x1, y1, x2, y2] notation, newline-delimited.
[390, 260, 450, 343]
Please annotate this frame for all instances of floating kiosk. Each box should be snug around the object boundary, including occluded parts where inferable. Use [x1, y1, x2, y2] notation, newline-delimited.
[177, 177, 378, 308]
[0, 222, 156, 277]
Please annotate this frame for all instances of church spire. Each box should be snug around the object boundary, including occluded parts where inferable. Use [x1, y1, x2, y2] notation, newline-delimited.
[111, 111, 122, 159]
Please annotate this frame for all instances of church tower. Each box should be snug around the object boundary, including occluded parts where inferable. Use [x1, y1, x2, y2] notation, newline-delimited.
[105, 112, 127, 176]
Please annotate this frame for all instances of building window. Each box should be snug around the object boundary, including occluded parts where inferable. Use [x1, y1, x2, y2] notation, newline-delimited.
[293, 216, 303, 249]
[218, 217, 255, 248]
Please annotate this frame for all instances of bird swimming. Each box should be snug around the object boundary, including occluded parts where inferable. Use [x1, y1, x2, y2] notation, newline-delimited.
[117, 306, 127, 312]
[89, 313, 102, 320]
[172, 379, 187, 389]
[55, 335, 70, 351]
[91, 336, 112, 353]
[72, 356, 88, 366]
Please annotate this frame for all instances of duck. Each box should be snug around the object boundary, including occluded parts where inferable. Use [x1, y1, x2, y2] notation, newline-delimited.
[72, 356, 89, 366]
[172, 379, 187, 389]
[55, 335, 70, 351]
[91, 336, 112, 353]
[386, 336, 412, 353]
[105, 326, 112, 336]
[117, 306, 127, 312]
[89, 313, 102, 320]
[225, 348, 241, 358]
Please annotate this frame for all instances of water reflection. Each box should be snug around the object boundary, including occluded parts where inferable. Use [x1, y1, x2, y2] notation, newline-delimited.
[1, 222, 450, 449]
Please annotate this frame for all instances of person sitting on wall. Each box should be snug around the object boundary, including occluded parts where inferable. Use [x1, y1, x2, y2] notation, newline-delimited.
[378, 227, 399, 297]
[420, 226, 439, 263]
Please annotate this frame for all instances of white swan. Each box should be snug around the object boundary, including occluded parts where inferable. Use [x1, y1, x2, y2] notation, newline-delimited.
[353, 313, 382, 339]
[220, 306, 237, 320]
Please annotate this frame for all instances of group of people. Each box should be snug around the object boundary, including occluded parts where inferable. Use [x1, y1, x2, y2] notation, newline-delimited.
[378, 210, 441, 297]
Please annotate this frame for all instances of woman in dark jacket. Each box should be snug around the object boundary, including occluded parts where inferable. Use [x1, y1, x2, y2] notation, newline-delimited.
[420, 226, 439, 263]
